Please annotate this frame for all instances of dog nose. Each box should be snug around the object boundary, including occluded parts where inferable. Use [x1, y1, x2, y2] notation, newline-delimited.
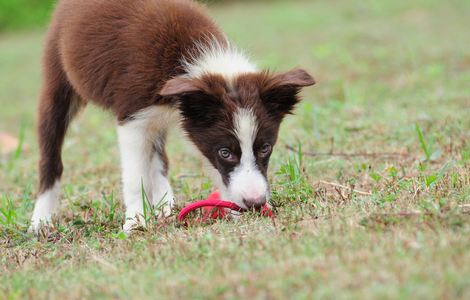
[243, 196, 266, 210]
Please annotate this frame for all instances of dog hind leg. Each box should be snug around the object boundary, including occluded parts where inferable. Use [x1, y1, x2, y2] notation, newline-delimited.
[30, 41, 83, 233]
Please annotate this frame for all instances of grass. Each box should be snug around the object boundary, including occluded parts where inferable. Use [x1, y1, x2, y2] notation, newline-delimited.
[1, 0, 470, 298]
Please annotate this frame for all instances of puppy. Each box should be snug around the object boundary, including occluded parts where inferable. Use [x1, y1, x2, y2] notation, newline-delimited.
[30, 0, 315, 233]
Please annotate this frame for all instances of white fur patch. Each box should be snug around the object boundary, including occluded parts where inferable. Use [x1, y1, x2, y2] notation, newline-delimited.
[224, 108, 268, 208]
[29, 180, 61, 233]
[118, 106, 177, 232]
[182, 38, 257, 82]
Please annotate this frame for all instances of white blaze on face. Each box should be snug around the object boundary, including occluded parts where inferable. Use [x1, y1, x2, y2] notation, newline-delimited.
[226, 108, 268, 208]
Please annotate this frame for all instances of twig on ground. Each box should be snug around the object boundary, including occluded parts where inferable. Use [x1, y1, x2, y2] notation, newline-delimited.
[334, 186, 347, 201]
[285, 144, 410, 159]
[459, 204, 470, 214]
[383, 210, 424, 217]
[317, 180, 372, 196]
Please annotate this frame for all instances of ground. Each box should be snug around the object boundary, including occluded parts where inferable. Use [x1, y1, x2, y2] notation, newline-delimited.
[1, 0, 469, 299]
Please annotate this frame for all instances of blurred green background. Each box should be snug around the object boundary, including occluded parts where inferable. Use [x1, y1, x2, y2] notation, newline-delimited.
[0, 0, 55, 31]
[0, 0, 247, 31]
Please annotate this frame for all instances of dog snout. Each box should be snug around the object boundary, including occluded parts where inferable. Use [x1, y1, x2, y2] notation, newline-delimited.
[243, 196, 266, 210]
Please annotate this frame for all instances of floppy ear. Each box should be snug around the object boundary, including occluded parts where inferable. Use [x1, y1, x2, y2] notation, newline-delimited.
[260, 68, 315, 118]
[272, 68, 316, 87]
[158, 77, 202, 97]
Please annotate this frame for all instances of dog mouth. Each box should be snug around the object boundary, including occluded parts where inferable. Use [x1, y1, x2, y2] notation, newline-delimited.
[232, 198, 267, 212]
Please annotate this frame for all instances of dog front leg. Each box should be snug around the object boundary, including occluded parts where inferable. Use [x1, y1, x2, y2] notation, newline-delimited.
[149, 132, 174, 217]
[117, 119, 153, 233]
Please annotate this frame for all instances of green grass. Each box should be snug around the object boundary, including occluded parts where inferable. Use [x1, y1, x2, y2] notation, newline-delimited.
[1, 0, 470, 299]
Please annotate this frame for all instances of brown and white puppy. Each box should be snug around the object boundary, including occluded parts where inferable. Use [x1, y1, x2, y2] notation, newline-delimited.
[30, 0, 315, 233]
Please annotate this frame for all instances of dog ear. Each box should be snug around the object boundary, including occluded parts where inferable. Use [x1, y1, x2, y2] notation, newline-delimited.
[260, 68, 315, 118]
[271, 68, 315, 87]
[159, 77, 203, 97]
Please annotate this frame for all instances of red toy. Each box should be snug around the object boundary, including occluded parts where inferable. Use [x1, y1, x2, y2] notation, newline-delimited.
[178, 191, 274, 224]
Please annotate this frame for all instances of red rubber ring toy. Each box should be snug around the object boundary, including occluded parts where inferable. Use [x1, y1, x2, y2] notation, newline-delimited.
[178, 191, 274, 224]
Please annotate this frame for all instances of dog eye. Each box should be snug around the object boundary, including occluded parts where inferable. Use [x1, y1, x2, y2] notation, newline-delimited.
[218, 148, 233, 160]
[259, 143, 272, 157]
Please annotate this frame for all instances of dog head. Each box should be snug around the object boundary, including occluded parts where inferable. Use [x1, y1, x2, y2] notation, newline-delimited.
[159, 68, 314, 209]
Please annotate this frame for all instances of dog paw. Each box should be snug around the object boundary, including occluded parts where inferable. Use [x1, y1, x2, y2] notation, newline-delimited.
[122, 217, 146, 234]
[157, 202, 173, 218]
[153, 190, 175, 218]
[28, 217, 52, 236]
[27, 224, 40, 235]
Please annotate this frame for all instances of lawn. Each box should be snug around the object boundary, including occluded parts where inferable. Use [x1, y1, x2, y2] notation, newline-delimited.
[1, 0, 469, 299]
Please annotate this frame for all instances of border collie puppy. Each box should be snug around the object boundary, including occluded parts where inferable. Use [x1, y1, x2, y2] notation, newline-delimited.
[30, 0, 315, 233]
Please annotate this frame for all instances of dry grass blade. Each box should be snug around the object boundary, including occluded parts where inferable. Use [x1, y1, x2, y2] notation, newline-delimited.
[316, 180, 372, 196]
[285, 144, 410, 159]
